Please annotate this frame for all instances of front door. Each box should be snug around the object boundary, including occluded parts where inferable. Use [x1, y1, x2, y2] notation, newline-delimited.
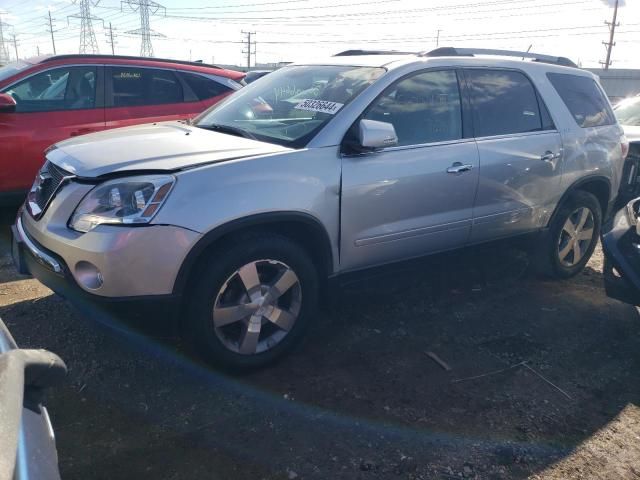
[463, 68, 564, 243]
[340, 69, 479, 271]
[0, 65, 105, 193]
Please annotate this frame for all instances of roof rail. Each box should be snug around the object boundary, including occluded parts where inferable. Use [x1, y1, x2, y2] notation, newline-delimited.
[421, 47, 577, 68]
[39, 54, 224, 70]
[334, 49, 417, 57]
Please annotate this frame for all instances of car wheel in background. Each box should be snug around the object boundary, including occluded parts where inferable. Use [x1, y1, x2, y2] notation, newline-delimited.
[186, 233, 318, 370]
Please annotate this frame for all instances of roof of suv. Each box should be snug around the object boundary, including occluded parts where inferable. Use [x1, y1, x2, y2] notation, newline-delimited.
[301, 47, 590, 77]
[22, 54, 245, 80]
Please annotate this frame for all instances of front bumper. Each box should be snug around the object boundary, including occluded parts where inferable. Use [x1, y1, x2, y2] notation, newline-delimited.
[12, 219, 184, 331]
[601, 198, 640, 305]
[15, 180, 199, 298]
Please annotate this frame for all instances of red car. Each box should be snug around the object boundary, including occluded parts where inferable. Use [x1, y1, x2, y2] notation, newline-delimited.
[0, 54, 244, 207]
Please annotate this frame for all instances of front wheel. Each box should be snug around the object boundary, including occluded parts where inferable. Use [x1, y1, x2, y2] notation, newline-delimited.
[538, 191, 602, 279]
[186, 233, 319, 370]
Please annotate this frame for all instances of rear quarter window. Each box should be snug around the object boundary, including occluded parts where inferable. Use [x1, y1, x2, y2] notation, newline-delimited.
[179, 72, 233, 101]
[547, 73, 616, 128]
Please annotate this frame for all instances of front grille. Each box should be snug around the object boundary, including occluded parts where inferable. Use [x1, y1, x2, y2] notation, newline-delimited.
[27, 161, 74, 219]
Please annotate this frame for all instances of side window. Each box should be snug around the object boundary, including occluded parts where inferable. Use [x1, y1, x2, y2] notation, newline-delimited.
[179, 72, 233, 101]
[466, 69, 543, 137]
[3, 66, 97, 113]
[547, 73, 615, 128]
[110, 67, 183, 107]
[363, 70, 462, 146]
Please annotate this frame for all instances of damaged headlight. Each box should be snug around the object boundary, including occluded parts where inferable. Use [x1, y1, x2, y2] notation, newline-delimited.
[69, 175, 175, 233]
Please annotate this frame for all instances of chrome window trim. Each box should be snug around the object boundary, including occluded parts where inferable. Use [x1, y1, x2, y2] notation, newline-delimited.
[474, 129, 560, 142]
[344, 137, 476, 157]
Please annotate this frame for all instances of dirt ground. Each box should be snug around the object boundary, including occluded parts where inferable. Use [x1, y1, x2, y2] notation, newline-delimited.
[1, 225, 639, 480]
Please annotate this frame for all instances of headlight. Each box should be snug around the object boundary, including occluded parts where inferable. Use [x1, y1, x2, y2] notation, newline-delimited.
[69, 175, 175, 233]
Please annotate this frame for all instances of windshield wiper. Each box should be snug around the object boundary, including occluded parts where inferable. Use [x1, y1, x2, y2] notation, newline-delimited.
[197, 123, 257, 140]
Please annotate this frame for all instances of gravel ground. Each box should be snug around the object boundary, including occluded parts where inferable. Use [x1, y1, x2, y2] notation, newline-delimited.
[1, 225, 640, 480]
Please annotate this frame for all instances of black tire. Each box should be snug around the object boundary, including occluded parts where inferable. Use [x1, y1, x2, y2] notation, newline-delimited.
[186, 232, 318, 370]
[536, 190, 602, 279]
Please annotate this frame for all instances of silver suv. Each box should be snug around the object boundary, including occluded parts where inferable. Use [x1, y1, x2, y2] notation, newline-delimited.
[13, 48, 628, 368]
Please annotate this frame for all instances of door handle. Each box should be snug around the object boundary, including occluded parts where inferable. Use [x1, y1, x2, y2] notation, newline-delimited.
[447, 162, 473, 174]
[541, 151, 561, 162]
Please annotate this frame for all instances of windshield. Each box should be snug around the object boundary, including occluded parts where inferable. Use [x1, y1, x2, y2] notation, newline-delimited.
[614, 96, 640, 126]
[0, 60, 31, 83]
[194, 65, 385, 148]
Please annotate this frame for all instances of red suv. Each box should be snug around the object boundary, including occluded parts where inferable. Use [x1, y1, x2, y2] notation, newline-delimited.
[0, 54, 244, 207]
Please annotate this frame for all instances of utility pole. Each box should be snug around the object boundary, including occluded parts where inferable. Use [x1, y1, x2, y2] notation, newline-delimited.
[68, 0, 103, 54]
[47, 10, 57, 55]
[242, 30, 255, 69]
[0, 15, 10, 64]
[106, 22, 115, 54]
[123, 0, 166, 57]
[10, 33, 18, 60]
[436, 29, 441, 47]
[600, 0, 620, 70]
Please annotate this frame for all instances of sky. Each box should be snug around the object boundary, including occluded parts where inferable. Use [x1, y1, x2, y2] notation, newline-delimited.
[0, 0, 638, 69]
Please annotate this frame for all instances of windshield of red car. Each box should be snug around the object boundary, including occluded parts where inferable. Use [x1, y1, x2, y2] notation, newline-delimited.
[194, 65, 386, 148]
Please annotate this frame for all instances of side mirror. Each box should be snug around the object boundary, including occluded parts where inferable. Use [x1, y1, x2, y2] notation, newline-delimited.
[357, 119, 398, 150]
[0, 93, 16, 113]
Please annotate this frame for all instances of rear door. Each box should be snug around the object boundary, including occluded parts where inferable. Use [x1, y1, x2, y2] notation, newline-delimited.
[340, 69, 479, 271]
[0, 65, 105, 193]
[104, 66, 196, 128]
[464, 68, 564, 243]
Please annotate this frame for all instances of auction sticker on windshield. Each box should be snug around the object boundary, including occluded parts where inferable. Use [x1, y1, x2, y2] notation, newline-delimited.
[294, 99, 344, 115]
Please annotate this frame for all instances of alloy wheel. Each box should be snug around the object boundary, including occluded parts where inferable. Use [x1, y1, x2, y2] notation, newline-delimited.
[212, 259, 302, 355]
[557, 207, 595, 267]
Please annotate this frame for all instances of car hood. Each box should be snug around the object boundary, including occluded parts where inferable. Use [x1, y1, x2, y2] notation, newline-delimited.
[623, 125, 640, 143]
[48, 122, 292, 178]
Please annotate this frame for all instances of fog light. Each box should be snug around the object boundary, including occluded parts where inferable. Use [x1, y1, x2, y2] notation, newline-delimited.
[75, 261, 103, 290]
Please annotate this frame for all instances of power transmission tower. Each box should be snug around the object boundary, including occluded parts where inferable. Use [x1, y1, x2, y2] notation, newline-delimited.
[46, 10, 57, 55]
[600, 0, 620, 70]
[0, 15, 10, 63]
[106, 22, 116, 54]
[123, 0, 166, 57]
[68, 0, 103, 54]
[242, 30, 256, 69]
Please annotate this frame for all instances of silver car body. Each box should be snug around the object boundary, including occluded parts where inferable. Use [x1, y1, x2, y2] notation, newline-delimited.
[18, 53, 625, 298]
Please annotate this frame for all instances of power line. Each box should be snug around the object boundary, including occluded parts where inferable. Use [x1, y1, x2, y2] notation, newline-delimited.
[123, 0, 166, 57]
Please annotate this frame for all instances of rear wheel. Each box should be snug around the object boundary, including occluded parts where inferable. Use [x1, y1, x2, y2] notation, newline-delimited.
[186, 233, 318, 370]
[538, 191, 602, 279]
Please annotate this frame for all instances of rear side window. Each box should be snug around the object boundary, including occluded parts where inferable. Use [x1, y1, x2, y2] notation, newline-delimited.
[466, 69, 544, 137]
[547, 73, 615, 128]
[179, 72, 233, 101]
[363, 69, 462, 146]
[109, 67, 183, 107]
